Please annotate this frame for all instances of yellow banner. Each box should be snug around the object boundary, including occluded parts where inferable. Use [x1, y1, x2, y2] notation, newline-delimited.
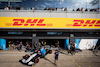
[0, 17, 100, 29]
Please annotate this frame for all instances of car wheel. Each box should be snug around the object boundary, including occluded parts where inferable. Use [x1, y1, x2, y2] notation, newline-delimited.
[35, 58, 39, 63]
[50, 50, 52, 54]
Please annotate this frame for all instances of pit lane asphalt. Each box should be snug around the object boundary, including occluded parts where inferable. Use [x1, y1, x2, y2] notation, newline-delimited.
[0, 50, 100, 67]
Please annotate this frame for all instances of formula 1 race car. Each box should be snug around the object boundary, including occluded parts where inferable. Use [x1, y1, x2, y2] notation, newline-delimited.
[19, 47, 52, 66]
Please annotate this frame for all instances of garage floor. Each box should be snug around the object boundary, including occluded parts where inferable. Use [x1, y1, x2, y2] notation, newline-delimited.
[0, 50, 100, 67]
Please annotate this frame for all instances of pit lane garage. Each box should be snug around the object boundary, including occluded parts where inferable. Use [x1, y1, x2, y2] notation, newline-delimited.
[0, 30, 100, 50]
[6, 39, 32, 50]
[39, 39, 65, 48]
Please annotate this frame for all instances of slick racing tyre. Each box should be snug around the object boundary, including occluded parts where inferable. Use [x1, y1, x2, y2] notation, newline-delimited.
[24, 54, 30, 59]
[35, 58, 39, 63]
[50, 50, 52, 54]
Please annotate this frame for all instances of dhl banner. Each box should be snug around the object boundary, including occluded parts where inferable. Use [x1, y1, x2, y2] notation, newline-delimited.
[0, 17, 100, 29]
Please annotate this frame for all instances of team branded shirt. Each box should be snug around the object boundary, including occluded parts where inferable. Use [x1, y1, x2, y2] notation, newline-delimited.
[54, 52, 59, 58]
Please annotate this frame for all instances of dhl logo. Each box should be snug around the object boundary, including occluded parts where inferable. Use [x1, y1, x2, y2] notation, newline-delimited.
[67, 20, 100, 27]
[12, 19, 46, 26]
[10, 19, 100, 27]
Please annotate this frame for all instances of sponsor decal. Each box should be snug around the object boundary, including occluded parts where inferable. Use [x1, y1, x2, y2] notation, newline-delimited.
[7, 19, 52, 26]
[66, 20, 100, 27]
[0, 17, 100, 29]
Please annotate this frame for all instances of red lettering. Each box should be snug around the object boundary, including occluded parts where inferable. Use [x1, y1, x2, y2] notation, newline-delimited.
[73, 20, 84, 26]
[83, 20, 96, 27]
[94, 20, 100, 27]
[24, 19, 38, 26]
[37, 19, 46, 26]
[12, 19, 46, 26]
[37, 24, 46, 26]
[13, 19, 25, 26]
[37, 19, 44, 23]
[24, 24, 28, 26]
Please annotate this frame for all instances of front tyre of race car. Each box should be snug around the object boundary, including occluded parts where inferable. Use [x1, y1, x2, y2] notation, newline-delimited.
[23, 54, 30, 59]
[35, 58, 39, 63]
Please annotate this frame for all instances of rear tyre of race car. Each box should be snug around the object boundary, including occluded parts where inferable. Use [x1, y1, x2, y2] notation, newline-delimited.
[35, 58, 39, 63]
[50, 50, 52, 54]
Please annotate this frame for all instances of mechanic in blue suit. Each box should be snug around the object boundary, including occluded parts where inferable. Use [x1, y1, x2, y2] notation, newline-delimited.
[40, 47, 46, 56]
